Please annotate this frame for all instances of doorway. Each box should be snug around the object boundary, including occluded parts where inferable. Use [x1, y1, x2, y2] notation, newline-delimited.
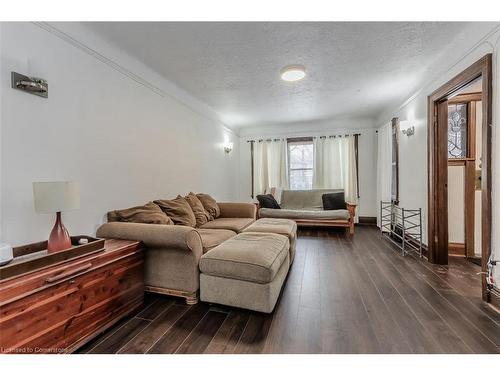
[428, 54, 492, 302]
[447, 78, 482, 264]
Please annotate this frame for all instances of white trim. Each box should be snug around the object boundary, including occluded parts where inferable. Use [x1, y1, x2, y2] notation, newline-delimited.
[240, 127, 374, 142]
[376, 23, 500, 125]
[32, 22, 238, 137]
[34, 22, 167, 98]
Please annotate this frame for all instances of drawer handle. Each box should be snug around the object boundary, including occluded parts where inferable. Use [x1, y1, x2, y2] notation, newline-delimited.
[45, 263, 93, 283]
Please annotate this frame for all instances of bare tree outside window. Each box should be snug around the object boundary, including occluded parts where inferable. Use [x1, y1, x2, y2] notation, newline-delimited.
[288, 141, 314, 190]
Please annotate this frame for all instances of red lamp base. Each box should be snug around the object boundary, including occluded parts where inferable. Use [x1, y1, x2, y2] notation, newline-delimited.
[47, 212, 72, 253]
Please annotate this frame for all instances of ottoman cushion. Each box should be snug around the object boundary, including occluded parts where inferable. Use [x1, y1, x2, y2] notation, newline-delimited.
[200, 254, 289, 313]
[243, 218, 297, 235]
[242, 218, 297, 263]
[199, 232, 289, 284]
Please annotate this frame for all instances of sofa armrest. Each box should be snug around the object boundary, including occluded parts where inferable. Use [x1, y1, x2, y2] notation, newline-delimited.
[96, 222, 203, 256]
[218, 202, 257, 219]
[346, 203, 357, 220]
[346, 203, 357, 235]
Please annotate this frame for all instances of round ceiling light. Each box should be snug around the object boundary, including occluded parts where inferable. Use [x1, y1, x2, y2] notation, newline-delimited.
[280, 65, 306, 82]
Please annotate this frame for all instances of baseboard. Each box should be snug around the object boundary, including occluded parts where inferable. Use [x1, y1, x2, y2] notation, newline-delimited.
[487, 287, 500, 311]
[358, 216, 377, 225]
[381, 224, 428, 258]
[466, 257, 481, 266]
[448, 242, 466, 256]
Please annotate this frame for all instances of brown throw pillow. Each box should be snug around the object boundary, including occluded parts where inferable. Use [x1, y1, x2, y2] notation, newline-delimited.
[109, 202, 173, 225]
[196, 193, 220, 220]
[184, 192, 210, 227]
[154, 196, 196, 227]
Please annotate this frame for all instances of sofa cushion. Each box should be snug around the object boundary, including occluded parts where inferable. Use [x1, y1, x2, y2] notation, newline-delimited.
[108, 202, 173, 225]
[199, 217, 254, 232]
[199, 232, 289, 284]
[154, 196, 196, 227]
[196, 193, 220, 220]
[264, 187, 283, 204]
[259, 208, 350, 220]
[322, 192, 346, 210]
[196, 229, 236, 253]
[185, 192, 211, 227]
[217, 202, 256, 219]
[280, 189, 344, 210]
[256, 194, 281, 209]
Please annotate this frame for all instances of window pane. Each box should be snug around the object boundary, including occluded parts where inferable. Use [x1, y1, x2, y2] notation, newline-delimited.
[448, 103, 467, 159]
[391, 164, 398, 201]
[290, 169, 313, 190]
[289, 143, 313, 169]
[288, 142, 314, 190]
[391, 119, 399, 203]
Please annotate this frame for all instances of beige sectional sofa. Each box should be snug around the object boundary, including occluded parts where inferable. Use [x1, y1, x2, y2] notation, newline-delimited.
[258, 189, 357, 234]
[97, 202, 256, 304]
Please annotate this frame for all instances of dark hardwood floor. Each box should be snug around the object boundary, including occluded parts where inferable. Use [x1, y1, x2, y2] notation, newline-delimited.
[78, 226, 500, 354]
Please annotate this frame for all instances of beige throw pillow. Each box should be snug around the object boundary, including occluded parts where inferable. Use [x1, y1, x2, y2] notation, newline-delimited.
[109, 202, 173, 225]
[196, 193, 220, 220]
[154, 196, 196, 227]
[185, 192, 211, 227]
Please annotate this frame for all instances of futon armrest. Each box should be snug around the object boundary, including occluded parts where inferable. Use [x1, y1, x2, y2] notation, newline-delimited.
[346, 203, 357, 221]
[96, 222, 202, 255]
[218, 202, 257, 219]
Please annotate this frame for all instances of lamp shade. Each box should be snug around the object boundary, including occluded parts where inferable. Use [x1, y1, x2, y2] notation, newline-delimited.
[33, 181, 80, 213]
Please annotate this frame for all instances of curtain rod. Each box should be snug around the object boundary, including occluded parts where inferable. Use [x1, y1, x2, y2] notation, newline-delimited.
[315, 133, 361, 139]
[246, 133, 361, 143]
[246, 138, 283, 143]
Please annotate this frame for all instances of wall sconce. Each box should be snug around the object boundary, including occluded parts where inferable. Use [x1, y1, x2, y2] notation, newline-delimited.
[402, 126, 415, 137]
[11, 72, 48, 98]
[224, 142, 234, 154]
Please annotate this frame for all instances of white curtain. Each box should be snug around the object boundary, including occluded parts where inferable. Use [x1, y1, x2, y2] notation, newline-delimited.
[253, 139, 288, 195]
[313, 135, 358, 204]
[376, 123, 393, 228]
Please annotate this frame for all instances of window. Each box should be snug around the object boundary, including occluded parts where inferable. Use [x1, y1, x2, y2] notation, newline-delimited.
[391, 118, 399, 204]
[448, 103, 468, 159]
[288, 140, 313, 190]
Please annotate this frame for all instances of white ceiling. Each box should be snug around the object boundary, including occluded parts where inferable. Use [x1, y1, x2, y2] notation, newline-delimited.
[84, 22, 479, 129]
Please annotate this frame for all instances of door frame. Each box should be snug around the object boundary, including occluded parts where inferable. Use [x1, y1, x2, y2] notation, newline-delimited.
[427, 54, 492, 301]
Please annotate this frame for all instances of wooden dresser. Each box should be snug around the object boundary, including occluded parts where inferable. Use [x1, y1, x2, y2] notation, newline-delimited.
[0, 239, 144, 354]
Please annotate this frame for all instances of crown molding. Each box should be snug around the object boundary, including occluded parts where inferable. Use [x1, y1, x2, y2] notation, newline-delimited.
[376, 23, 500, 126]
[32, 22, 237, 136]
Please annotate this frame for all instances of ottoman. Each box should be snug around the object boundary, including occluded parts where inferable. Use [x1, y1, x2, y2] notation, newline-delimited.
[199, 232, 290, 313]
[242, 218, 297, 263]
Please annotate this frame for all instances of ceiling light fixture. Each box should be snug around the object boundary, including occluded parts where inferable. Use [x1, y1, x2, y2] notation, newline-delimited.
[280, 65, 306, 82]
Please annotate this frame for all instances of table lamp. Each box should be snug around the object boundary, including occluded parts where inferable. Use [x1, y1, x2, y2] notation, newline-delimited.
[33, 181, 80, 253]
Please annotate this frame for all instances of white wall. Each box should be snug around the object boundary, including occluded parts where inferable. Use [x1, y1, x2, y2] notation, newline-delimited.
[238, 118, 379, 218]
[376, 23, 500, 286]
[0, 22, 239, 246]
[0, 23, 3, 242]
